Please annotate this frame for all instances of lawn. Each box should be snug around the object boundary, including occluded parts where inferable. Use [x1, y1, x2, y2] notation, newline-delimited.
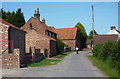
[28, 51, 74, 67]
[52, 51, 74, 58]
[88, 56, 120, 78]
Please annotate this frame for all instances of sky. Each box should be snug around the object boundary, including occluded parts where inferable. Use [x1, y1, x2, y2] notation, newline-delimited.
[2, 2, 118, 35]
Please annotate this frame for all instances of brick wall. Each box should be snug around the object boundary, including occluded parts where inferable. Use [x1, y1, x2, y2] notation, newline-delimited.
[9, 27, 26, 65]
[62, 40, 76, 50]
[50, 40, 57, 57]
[1, 49, 20, 69]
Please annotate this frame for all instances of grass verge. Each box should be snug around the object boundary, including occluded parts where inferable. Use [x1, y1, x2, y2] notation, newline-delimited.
[52, 51, 74, 58]
[87, 56, 119, 77]
[28, 51, 74, 67]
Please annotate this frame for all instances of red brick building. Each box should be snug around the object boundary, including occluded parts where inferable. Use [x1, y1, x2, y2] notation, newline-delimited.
[93, 26, 120, 45]
[0, 18, 26, 68]
[21, 8, 57, 58]
[54, 28, 81, 50]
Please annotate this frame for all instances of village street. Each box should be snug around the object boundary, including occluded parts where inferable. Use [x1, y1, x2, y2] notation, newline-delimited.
[2, 50, 106, 77]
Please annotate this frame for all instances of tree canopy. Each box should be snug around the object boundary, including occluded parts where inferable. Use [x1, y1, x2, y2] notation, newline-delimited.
[74, 22, 87, 50]
[1, 8, 25, 28]
[88, 30, 98, 39]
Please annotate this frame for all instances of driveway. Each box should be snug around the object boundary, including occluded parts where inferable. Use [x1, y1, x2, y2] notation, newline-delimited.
[2, 50, 106, 77]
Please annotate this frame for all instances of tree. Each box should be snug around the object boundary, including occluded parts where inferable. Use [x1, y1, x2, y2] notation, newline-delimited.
[74, 22, 87, 50]
[88, 30, 98, 39]
[55, 38, 68, 54]
[14, 8, 25, 28]
[1, 8, 25, 28]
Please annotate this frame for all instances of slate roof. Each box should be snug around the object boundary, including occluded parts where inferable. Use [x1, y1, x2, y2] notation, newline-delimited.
[93, 34, 118, 44]
[54, 28, 77, 40]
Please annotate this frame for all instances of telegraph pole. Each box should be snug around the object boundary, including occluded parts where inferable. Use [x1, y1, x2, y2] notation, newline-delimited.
[92, 5, 94, 47]
[92, 5, 94, 38]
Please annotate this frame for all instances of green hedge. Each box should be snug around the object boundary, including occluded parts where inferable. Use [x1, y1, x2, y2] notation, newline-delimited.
[92, 41, 120, 74]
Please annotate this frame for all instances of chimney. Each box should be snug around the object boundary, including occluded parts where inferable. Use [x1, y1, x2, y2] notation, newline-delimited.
[34, 8, 40, 20]
[42, 18, 46, 24]
[111, 26, 116, 30]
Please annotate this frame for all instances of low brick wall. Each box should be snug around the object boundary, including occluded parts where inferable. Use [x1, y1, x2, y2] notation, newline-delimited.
[64, 47, 71, 52]
[1, 49, 20, 69]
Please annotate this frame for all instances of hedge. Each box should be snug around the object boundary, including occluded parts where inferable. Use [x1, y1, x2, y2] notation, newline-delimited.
[92, 41, 120, 74]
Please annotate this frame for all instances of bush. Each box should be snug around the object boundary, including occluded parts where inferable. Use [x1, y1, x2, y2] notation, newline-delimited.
[56, 39, 68, 54]
[92, 41, 120, 74]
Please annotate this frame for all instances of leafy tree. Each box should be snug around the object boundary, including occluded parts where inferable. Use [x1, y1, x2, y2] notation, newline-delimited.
[1, 8, 25, 28]
[55, 38, 68, 54]
[14, 8, 25, 28]
[88, 30, 98, 39]
[74, 22, 87, 50]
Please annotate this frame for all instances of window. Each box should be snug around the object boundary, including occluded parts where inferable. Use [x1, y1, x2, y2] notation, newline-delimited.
[45, 30, 49, 36]
[49, 32, 52, 37]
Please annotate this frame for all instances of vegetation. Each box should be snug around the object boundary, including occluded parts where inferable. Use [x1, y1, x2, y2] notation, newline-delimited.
[1, 8, 25, 28]
[28, 51, 74, 67]
[56, 38, 68, 54]
[52, 51, 74, 58]
[74, 22, 87, 50]
[88, 30, 98, 39]
[88, 56, 119, 77]
[28, 59, 61, 67]
[91, 41, 120, 77]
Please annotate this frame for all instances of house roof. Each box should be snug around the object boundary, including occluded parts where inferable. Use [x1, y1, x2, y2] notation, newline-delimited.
[21, 17, 56, 41]
[93, 34, 118, 44]
[0, 18, 26, 33]
[21, 17, 56, 34]
[27, 27, 56, 41]
[54, 28, 77, 40]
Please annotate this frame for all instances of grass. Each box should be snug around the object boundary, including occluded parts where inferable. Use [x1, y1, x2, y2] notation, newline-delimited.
[88, 56, 120, 78]
[28, 59, 61, 67]
[28, 51, 74, 67]
[52, 51, 74, 58]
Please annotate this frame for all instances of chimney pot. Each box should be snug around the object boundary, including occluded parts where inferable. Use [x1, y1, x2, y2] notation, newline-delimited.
[111, 26, 116, 30]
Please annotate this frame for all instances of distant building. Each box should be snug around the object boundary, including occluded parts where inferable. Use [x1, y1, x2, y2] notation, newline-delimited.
[93, 26, 120, 45]
[54, 28, 81, 50]
[0, 18, 26, 68]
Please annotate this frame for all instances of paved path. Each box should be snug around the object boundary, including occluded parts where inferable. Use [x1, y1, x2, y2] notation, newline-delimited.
[2, 51, 106, 77]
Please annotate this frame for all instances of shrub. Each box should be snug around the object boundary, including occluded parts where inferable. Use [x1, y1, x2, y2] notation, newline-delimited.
[92, 41, 120, 74]
[56, 39, 68, 54]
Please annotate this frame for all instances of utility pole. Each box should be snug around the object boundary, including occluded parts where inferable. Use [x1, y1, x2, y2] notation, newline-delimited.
[92, 5, 94, 47]
[92, 5, 94, 38]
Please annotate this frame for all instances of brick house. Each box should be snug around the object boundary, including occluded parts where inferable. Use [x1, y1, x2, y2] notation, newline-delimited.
[0, 18, 26, 68]
[93, 26, 120, 45]
[21, 8, 57, 58]
[54, 28, 81, 50]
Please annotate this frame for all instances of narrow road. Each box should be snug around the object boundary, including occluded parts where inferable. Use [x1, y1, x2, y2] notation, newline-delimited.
[2, 51, 106, 77]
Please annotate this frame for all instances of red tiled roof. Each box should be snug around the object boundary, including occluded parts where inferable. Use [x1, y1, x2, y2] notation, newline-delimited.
[21, 17, 56, 40]
[0, 18, 19, 29]
[93, 34, 118, 44]
[54, 28, 77, 40]
[22, 17, 56, 34]
[0, 18, 26, 32]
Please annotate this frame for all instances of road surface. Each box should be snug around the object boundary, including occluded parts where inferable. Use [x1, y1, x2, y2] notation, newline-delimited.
[2, 50, 106, 77]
